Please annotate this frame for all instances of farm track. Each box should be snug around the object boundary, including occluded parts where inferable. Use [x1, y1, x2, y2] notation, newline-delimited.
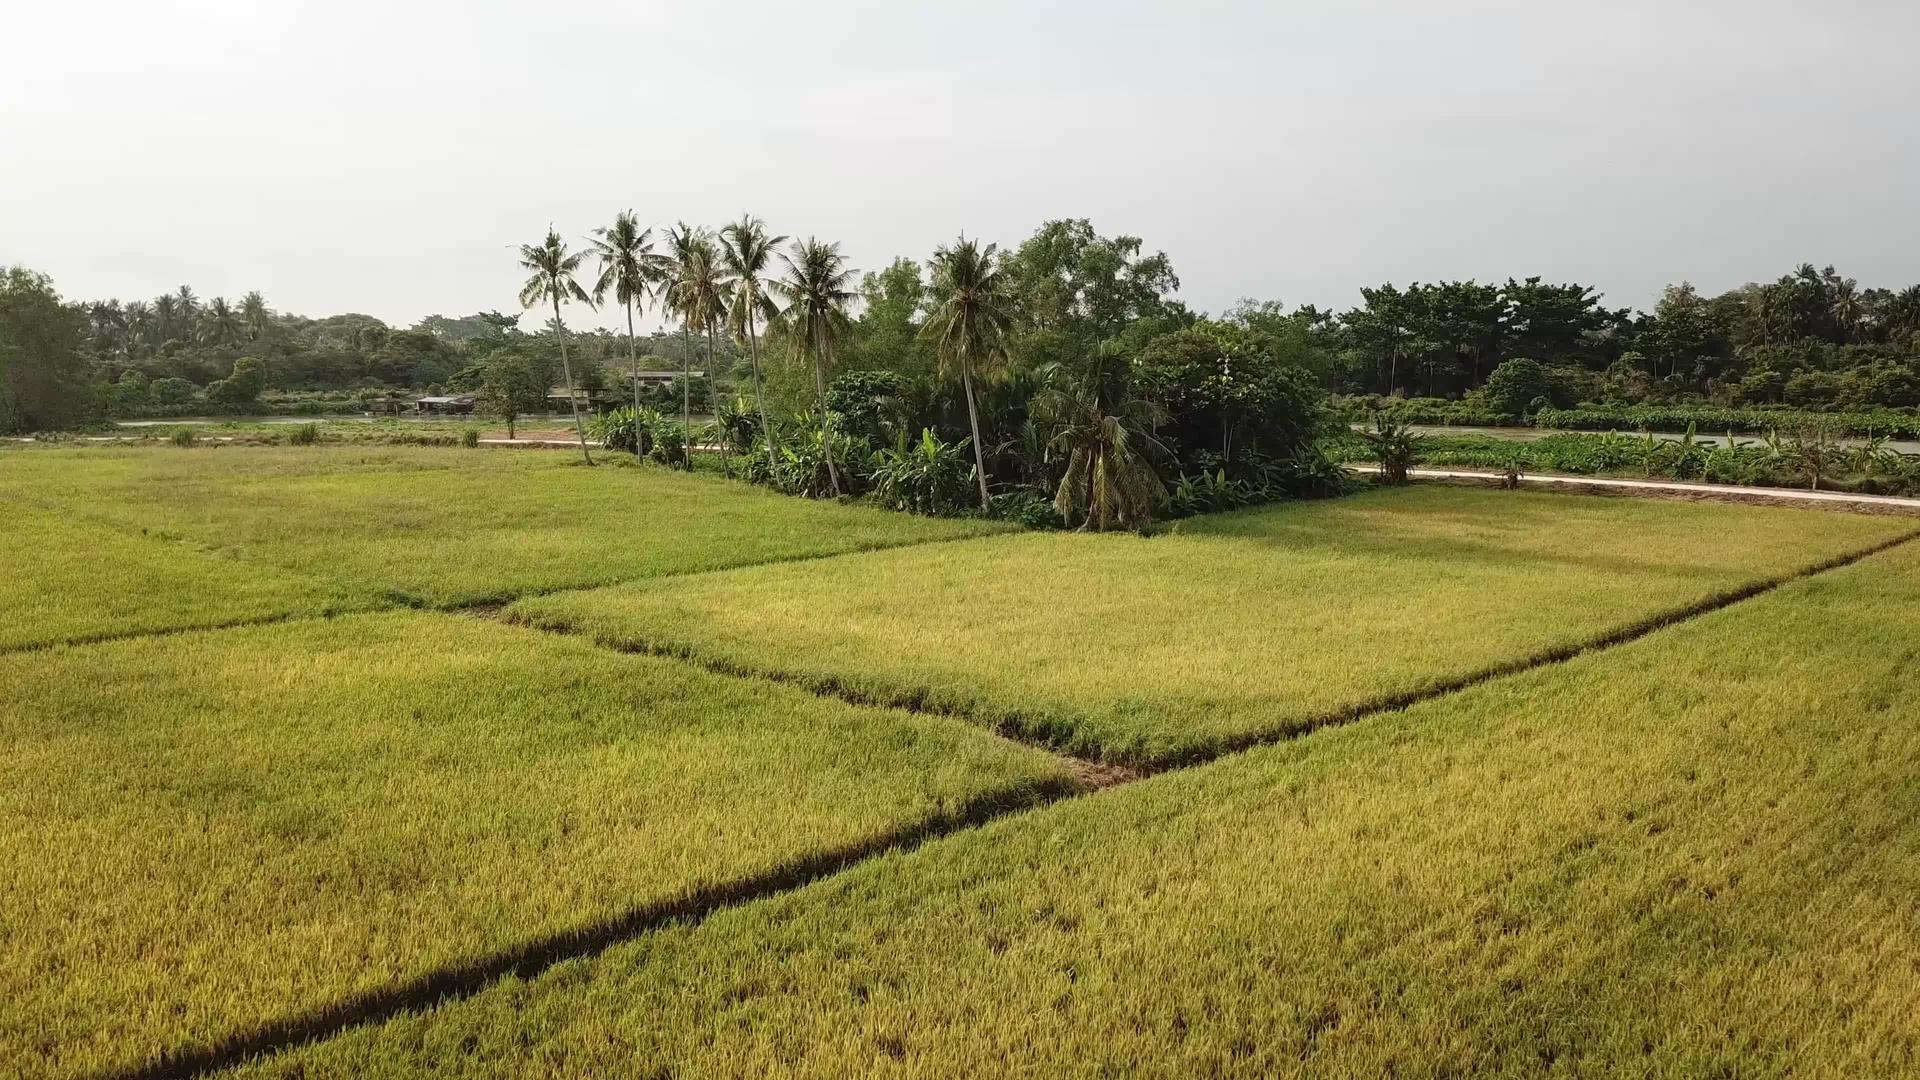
[98, 522, 1920, 1080]
[1350, 464, 1920, 512]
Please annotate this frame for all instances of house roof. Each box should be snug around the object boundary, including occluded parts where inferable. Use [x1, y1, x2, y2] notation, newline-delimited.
[415, 395, 474, 404]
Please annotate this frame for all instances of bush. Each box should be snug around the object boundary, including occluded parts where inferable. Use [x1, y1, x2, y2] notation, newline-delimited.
[769, 421, 871, 498]
[1359, 418, 1423, 484]
[169, 428, 196, 447]
[461, 429, 480, 448]
[287, 423, 320, 446]
[869, 429, 976, 515]
[988, 490, 1061, 528]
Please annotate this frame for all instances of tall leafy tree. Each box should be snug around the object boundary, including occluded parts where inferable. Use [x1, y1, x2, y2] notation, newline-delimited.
[772, 238, 856, 496]
[588, 210, 662, 458]
[0, 267, 91, 433]
[516, 227, 597, 465]
[721, 214, 787, 470]
[924, 236, 1012, 510]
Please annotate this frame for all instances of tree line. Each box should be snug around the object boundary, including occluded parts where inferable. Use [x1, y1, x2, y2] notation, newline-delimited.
[6, 223, 1919, 523]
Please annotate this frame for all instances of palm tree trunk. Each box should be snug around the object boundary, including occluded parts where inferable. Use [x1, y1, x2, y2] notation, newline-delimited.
[746, 315, 778, 471]
[960, 359, 991, 511]
[680, 322, 693, 471]
[626, 298, 642, 456]
[812, 327, 841, 496]
[553, 295, 593, 466]
[707, 316, 729, 477]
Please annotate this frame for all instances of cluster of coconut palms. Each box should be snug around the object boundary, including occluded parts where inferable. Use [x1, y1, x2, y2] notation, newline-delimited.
[516, 216, 1008, 508]
[84, 287, 270, 357]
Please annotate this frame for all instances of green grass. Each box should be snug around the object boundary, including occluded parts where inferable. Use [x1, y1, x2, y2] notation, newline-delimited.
[225, 540, 1920, 1079]
[0, 612, 1074, 1080]
[508, 486, 1914, 765]
[0, 446, 1008, 606]
[0, 506, 378, 651]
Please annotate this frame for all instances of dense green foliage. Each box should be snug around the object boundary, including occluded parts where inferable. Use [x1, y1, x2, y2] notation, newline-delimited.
[0, 612, 1072, 1079]
[1324, 427, 1920, 495]
[231, 541, 1920, 1079]
[507, 487, 1906, 765]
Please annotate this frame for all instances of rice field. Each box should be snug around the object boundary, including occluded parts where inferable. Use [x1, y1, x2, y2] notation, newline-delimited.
[4, 444, 1917, 1079]
[1, 446, 1007, 606]
[0, 612, 1072, 1079]
[0, 506, 373, 651]
[222, 541, 1920, 1080]
[508, 487, 1914, 765]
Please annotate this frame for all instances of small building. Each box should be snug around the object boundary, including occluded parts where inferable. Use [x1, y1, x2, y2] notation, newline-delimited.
[623, 370, 704, 389]
[545, 385, 625, 410]
[415, 395, 477, 415]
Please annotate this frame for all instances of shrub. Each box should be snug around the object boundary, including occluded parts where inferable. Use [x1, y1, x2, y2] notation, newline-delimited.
[869, 429, 975, 516]
[461, 429, 480, 449]
[1360, 418, 1423, 484]
[169, 429, 196, 448]
[988, 491, 1060, 529]
[287, 423, 320, 446]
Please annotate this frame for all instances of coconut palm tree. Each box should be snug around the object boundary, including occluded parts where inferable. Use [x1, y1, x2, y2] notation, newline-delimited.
[152, 293, 179, 343]
[720, 214, 787, 470]
[1036, 342, 1167, 526]
[174, 285, 199, 339]
[1831, 278, 1863, 342]
[1887, 285, 1920, 343]
[200, 297, 243, 346]
[771, 238, 856, 496]
[124, 300, 153, 357]
[240, 291, 271, 341]
[588, 211, 663, 458]
[1034, 344, 1169, 530]
[517, 227, 597, 465]
[679, 238, 732, 474]
[924, 237, 1012, 510]
[659, 223, 714, 470]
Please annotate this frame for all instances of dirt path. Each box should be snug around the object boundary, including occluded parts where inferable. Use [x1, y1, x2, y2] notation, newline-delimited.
[1349, 464, 1920, 512]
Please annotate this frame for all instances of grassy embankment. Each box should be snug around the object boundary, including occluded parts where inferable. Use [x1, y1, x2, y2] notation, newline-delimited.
[0, 613, 1074, 1080]
[510, 485, 1913, 765]
[2, 446, 1007, 607]
[230, 541, 1920, 1079]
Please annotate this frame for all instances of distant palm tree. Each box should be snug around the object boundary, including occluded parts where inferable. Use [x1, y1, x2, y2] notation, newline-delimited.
[124, 300, 153, 357]
[240, 291, 271, 341]
[517, 227, 597, 465]
[200, 297, 243, 346]
[1830, 278, 1863, 342]
[924, 237, 1012, 510]
[720, 214, 787, 470]
[771, 238, 856, 496]
[589, 211, 662, 458]
[686, 241, 733, 475]
[152, 294, 179, 343]
[659, 223, 709, 469]
[175, 285, 199, 339]
[1887, 285, 1920, 343]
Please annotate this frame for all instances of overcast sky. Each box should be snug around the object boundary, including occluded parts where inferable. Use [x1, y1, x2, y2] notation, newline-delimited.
[6, 0, 1917, 332]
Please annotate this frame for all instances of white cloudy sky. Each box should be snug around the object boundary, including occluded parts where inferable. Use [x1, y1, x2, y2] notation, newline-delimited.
[5, 0, 1917, 331]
